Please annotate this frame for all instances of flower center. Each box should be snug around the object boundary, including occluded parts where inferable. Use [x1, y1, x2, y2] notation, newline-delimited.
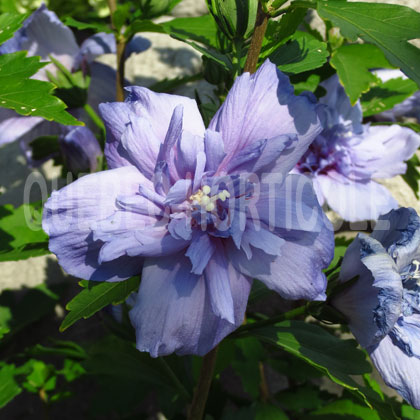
[189, 185, 230, 212]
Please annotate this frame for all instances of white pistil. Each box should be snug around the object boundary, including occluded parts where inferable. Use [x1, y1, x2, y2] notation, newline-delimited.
[189, 185, 230, 212]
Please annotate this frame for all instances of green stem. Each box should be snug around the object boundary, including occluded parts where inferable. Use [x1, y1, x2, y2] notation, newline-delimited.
[187, 346, 219, 420]
[233, 305, 307, 335]
[115, 38, 127, 102]
[244, 2, 269, 74]
[83, 103, 105, 133]
[158, 357, 191, 401]
[107, 0, 126, 101]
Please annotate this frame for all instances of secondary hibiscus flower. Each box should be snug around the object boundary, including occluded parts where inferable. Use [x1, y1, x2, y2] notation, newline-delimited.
[333, 207, 420, 408]
[0, 4, 150, 147]
[295, 75, 420, 222]
[43, 60, 334, 357]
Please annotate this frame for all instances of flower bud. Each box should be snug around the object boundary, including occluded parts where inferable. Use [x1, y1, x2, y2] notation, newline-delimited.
[206, 0, 258, 41]
[59, 127, 102, 174]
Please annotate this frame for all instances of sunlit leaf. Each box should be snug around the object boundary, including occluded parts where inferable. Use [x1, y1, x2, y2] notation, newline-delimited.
[361, 77, 419, 117]
[60, 277, 140, 331]
[0, 365, 21, 408]
[0, 201, 49, 262]
[0, 52, 82, 126]
[317, 0, 420, 87]
[269, 31, 329, 74]
[330, 43, 391, 105]
[0, 12, 26, 44]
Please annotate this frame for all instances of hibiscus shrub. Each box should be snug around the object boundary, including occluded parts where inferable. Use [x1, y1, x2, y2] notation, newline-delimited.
[1, 0, 420, 418]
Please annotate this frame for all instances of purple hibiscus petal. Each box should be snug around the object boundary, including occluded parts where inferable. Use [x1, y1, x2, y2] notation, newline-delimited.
[125, 86, 205, 139]
[370, 334, 420, 409]
[316, 174, 398, 222]
[185, 231, 216, 275]
[204, 130, 226, 173]
[204, 242, 235, 323]
[87, 62, 117, 111]
[129, 253, 252, 357]
[223, 134, 297, 176]
[59, 126, 102, 173]
[389, 315, 420, 358]
[42, 166, 149, 281]
[255, 173, 325, 233]
[99, 101, 137, 168]
[209, 59, 322, 170]
[351, 124, 420, 179]
[372, 208, 420, 273]
[99, 90, 205, 170]
[228, 214, 333, 301]
[175, 131, 205, 179]
[74, 32, 116, 69]
[97, 225, 188, 262]
[164, 179, 192, 205]
[168, 214, 192, 241]
[0, 4, 78, 59]
[120, 114, 161, 178]
[240, 221, 285, 257]
[333, 234, 403, 349]
[0, 109, 44, 146]
[319, 74, 363, 133]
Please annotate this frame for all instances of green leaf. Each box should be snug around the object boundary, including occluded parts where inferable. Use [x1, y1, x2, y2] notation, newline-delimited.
[22, 360, 56, 393]
[0, 364, 21, 408]
[231, 337, 265, 398]
[125, 18, 166, 38]
[330, 43, 392, 105]
[262, 8, 307, 57]
[60, 277, 141, 331]
[161, 14, 219, 48]
[126, 15, 219, 48]
[402, 153, 420, 199]
[328, 236, 352, 273]
[309, 399, 381, 420]
[0, 201, 49, 262]
[0, 51, 82, 126]
[27, 339, 88, 360]
[249, 320, 398, 420]
[255, 403, 289, 420]
[361, 77, 419, 117]
[293, 73, 321, 95]
[83, 335, 189, 415]
[0, 284, 60, 340]
[0, 306, 11, 339]
[249, 320, 370, 385]
[28, 135, 60, 161]
[269, 31, 329, 74]
[402, 404, 420, 420]
[317, 0, 420, 88]
[250, 321, 368, 391]
[63, 16, 111, 33]
[222, 403, 289, 420]
[57, 359, 86, 382]
[277, 384, 324, 412]
[0, 12, 26, 45]
[149, 73, 203, 93]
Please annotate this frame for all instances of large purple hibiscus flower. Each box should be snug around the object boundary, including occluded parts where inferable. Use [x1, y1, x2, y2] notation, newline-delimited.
[294, 75, 420, 222]
[43, 60, 334, 357]
[333, 208, 420, 408]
